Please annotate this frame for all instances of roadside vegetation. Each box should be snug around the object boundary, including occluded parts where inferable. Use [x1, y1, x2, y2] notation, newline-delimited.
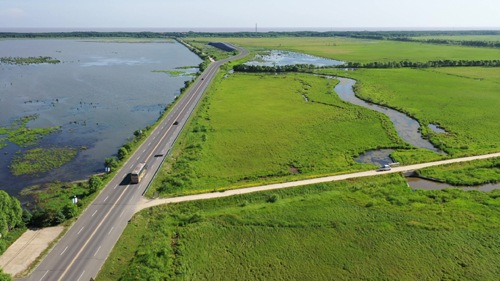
[149, 72, 407, 197]
[99, 174, 500, 280]
[416, 157, 500, 186]
[0, 190, 24, 280]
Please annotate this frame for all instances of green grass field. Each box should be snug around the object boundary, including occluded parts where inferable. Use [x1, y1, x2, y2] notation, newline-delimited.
[417, 157, 500, 186]
[149, 72, 407, 196]
[189, 37, 500, 63]
[185, 40, 235, 61]
[98, 174, 500, 280]
[314, 67, 500, 159]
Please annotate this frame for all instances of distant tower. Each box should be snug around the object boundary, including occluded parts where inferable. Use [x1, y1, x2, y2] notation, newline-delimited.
[255, 23, 258, 33]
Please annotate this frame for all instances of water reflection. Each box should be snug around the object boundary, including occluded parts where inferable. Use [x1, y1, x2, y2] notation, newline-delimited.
[246, 50, 344, 67]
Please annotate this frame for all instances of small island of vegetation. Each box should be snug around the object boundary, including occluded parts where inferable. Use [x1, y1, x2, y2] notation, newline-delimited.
[0, 56, 60, 65]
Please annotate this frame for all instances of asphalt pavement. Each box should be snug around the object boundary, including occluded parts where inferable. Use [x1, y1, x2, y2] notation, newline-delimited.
[20, 44, 249, 281]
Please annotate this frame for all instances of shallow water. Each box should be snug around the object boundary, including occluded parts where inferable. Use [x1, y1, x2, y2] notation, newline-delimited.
[245, 50, 344, 67]
[354, 149, 395, 166]
[428, 124, 447, 133]
[0, 39, 202, 196]
[407, 177, 500, 192]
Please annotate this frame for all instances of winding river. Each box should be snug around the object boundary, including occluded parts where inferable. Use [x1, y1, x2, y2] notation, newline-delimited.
[332, 77, 444, 165]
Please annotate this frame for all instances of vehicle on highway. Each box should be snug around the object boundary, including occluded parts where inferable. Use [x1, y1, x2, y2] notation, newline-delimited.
[130, 162, 148, 183]
[377, 165, 392, 172]
[173, 121, 179, 125]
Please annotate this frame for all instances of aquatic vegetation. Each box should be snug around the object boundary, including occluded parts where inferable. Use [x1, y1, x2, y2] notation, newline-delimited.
[0, 115, 60, 149]
[175, 65, 198, 69]
[0, 56, 60, 65]
[151, 70, 195, 77]
[9, 147, 78, 176]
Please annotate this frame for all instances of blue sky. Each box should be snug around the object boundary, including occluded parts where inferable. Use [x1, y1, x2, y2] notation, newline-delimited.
[1, 0, 499, 30]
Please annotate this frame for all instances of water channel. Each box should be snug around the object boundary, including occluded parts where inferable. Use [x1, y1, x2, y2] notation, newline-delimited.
[407, 177, 500, 192]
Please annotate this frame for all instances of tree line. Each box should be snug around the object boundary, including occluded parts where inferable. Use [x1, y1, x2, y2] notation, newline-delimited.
[2, 30, 500, 39]
[342, 59, 500, 68]
[233, 64, 320, 73]
[390, 37, 500, 48]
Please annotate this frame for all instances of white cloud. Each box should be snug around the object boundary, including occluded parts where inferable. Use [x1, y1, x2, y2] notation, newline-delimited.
[0, 8, 26, 19]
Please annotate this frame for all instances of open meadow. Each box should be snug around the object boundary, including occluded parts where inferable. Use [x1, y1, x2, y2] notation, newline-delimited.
[98, 174, 500, 280]
[314, 67, 500, 162]
[191, 37, 500, 63]
[148, 72, 408, 197]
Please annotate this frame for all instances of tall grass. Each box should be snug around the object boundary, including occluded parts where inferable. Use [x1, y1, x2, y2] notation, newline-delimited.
[150, 73, 407, 197]
[98, 174, 500, 280]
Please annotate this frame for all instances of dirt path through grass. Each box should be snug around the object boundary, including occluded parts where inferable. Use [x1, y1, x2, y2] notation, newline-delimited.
[138, 152, 500, 211]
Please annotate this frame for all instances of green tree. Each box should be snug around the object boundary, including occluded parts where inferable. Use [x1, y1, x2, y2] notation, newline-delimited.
[63, 203, 78, 219]
[0, 267, 12, 281]
[88, 176, 103, 193]
[55, 210, 66, 224]
[21, 209, 32, 226]
[117, 147, 128, 161]
[105, 157, 118, 169]
[123, 142, 133, 153]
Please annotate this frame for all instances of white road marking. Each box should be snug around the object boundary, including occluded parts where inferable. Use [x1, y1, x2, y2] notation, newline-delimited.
[60, 246, 68, 256]
[153, 136, 156, 140]
[120, 211, 124, 217]
[130, 165, 133, 169]
[92, 210, 97, 217]
[39, 270, 49, 281]
[76, 270, 85, 281]
[94, 246, 101, 257]
[143, 149, 146, 152]
[148, 142, 151, 146]
[108, 227, 114, 235]
[78, 227, 84, 234]
[129, 195, 135, 203]
[103, 196, 108, 203]
[137, 157, 140, 160]
[114, 184, 118, 189]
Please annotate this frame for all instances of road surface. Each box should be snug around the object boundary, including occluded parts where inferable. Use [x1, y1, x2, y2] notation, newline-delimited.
[20, 43, 249, 281]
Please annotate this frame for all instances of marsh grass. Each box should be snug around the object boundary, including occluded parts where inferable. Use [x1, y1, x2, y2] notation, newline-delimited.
[9, 147, 77, 176]
[150, 72, 407, 197]
[314, 67, 500, 159]
[98, 174, 500, 280]
[417, 157, 500, 186]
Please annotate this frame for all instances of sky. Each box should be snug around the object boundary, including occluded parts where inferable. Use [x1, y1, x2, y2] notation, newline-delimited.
[0, 0, 499, 31]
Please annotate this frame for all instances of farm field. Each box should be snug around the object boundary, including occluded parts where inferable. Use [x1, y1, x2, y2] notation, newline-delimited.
[193, 37, 500, 63]
[148, 72, 408, 197]
[314, 67, 500, 159]
[98, 174, 500, 280]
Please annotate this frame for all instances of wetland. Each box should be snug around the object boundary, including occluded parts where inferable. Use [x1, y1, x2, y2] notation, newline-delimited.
[0, 39, 202, 197]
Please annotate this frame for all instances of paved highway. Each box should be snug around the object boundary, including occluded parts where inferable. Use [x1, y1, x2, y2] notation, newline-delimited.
[21, 43, 249, 281]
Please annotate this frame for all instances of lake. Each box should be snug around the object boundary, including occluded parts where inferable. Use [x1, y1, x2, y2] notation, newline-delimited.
[0, 39, 202, 196]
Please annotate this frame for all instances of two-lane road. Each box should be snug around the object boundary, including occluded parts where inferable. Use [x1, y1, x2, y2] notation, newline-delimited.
[21, 44, 249, 281]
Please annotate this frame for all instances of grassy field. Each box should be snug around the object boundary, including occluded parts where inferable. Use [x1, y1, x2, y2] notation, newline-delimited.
[189, 37, 500, 63]
[417, 157, 500, 186]
[314, 67, 500, 160]
[148, 72, 407, 197]
[98, 173, 500, 280]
